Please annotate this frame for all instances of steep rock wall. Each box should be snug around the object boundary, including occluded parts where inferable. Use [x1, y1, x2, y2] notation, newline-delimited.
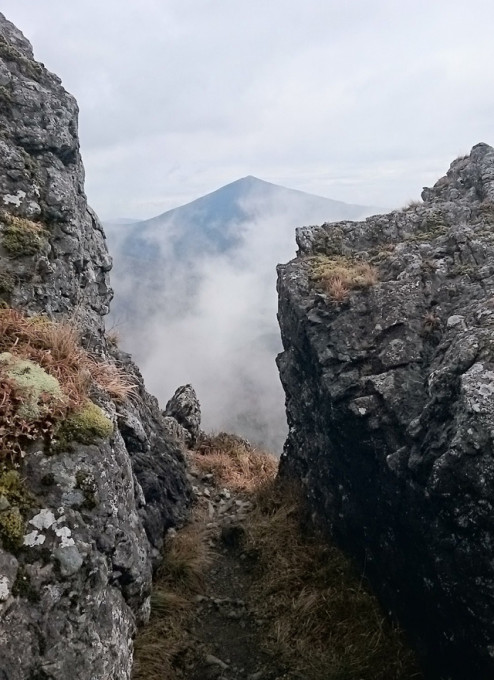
[0, 14, 190, 679]
[277, 143, 494, 680]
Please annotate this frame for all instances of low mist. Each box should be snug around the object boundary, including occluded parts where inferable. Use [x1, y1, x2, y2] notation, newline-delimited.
[105, 180, 371, 453]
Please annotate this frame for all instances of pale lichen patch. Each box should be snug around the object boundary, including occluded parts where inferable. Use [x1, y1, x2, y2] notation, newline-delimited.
[0, 352, 65, 420]
[2, 190, 26, 207]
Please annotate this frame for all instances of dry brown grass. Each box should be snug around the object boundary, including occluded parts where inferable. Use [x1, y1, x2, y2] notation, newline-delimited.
[0, 308, 135, 406]
[134, 440, 420, 680]
[0, 307, 135, 458]
[158, 522, 212, 590]
[326, 275, 349, 301]
[310, 255, 378, 301]
[244, 479, 422, 680]
[194, 432, 278, 492]
[132, 516, 213, 680]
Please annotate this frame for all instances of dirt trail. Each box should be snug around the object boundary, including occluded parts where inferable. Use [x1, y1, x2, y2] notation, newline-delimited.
[133, 443, 421, 680]
[183, 456, 290, 680]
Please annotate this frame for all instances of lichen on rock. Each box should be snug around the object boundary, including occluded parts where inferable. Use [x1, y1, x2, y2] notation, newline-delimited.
[0, 351, 64, 419]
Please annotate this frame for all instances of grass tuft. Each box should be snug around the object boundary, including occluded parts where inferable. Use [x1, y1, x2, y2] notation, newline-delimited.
[309, 255, 378, 301]
[195, 432, 278, 492]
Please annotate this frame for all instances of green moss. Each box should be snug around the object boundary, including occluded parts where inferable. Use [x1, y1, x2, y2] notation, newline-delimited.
[54, 400, 113, 450]
[0, 507, 24, 550]
[0, 352, 64, 420]
[0, 470, 33, 509]
[0, 470, 34, 551]
[1, 214, 47, 258]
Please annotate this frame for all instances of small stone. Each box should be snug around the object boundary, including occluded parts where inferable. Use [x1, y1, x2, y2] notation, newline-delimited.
[205, 654, 229, 670]
[0, 495, 10, 511]
[226, 610, 242, 619]
[53, 545, 83, 577]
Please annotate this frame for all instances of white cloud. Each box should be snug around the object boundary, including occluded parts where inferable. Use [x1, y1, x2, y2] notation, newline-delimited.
[2, 0, 494, 218]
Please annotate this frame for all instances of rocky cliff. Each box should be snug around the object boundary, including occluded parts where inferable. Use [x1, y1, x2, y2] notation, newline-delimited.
[0, 13, 190, 679]
[277, 143, 494, 679]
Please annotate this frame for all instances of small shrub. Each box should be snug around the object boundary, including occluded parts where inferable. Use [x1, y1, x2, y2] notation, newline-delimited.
[403, 199, 422, 211]
[105, 329, 120, 347]
[309, 255, 378, 301]
[0, 308, 135, 406]
[407, 212, 448, 242]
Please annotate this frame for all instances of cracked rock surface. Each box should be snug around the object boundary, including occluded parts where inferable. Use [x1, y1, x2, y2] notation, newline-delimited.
[277, 143, 494, 680]
[0, 13, 190, 679]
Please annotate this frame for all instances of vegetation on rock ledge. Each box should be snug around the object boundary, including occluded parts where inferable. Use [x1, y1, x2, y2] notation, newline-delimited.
[0, 307, 132, 458]
[309, 254, 378, 301]
[0, 213, 48, 258]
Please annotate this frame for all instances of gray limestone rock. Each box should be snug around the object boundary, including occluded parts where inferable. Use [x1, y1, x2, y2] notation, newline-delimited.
[0, 13, 190, 680]
[277, 142, 494, 680]
[164, 383, 202, 447]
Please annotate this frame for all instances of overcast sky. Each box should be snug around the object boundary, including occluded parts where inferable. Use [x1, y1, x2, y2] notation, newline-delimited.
[2, 0, 494, 220]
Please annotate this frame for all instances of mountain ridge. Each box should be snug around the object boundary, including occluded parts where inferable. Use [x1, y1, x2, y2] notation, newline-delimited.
[106, 174, 372, 235]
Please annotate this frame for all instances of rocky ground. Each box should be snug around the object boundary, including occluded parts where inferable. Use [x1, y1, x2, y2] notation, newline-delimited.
[182, 455, 288, 680]
[133, 435, 421, 680]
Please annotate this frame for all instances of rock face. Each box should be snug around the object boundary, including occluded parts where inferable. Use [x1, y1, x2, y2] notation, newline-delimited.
[164, 384, 202, 447]
[0, 13, 190, 680]
[277, 143, 494, 680]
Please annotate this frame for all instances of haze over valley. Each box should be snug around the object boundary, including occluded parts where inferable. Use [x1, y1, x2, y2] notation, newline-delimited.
[105, 176, 372, 451]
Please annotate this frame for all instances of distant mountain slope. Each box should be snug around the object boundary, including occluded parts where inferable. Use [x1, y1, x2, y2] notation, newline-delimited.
[105, 177, 374, 451]
[104, 175, 371, 260]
